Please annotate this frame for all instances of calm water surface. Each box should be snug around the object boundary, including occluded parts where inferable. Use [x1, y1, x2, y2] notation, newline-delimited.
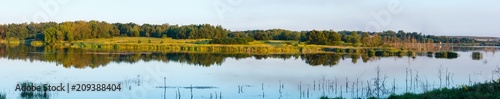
[0, 45, 499, 99]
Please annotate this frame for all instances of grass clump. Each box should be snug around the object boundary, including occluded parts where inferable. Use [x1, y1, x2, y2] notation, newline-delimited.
[388, 81, 500, 99]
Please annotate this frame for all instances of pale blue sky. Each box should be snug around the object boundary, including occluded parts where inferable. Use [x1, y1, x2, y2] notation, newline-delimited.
[1, 0, 499, 36]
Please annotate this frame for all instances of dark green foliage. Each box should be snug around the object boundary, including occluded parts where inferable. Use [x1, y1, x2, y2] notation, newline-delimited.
[307, 30, 329, 45]
[472, 52, 483, 60]
[375, 50, 396, 56]
[434, 52, 447, 57]
[235, 29, 300, 40]
[165, 24, 228, 39]
[301, 53, 343, 66]
[368, 50, 376, 57]
[43, 27, 61, 43]
[378, 30, 475, 43]
[447, 52, 458, 58]
[434, 52, 458, 59]
[350, 32, 360, 46]
[320, 96, 329, 99]
[427, 52, 434, 55]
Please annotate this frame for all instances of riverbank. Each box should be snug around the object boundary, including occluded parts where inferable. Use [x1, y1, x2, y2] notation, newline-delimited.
[2, 37, 458, 55]
[388, 80, 500, 99]
[49, 37, 381, 54]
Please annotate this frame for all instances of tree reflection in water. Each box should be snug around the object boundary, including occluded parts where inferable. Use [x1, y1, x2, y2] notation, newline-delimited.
[0, 44, 421, 68]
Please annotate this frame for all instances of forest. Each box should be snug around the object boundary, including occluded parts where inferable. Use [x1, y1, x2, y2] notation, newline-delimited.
[0, 20, 476, 47]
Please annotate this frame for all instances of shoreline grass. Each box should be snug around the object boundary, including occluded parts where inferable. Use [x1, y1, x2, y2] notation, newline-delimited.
[320, 80, 500, 99]
[388, 81, 500, 99]
[63, 37, 381, 54]
[10, 37, 456, 54]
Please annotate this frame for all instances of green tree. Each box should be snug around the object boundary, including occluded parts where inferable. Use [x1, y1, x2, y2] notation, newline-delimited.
[307, 30, 328, 45]
[329, 31, 342, 46]
[0, 25, 5, 40]
[350, 32, 360, 46]
[60, 22, 75, 41]
[43, 27, 60, 43]
[361, 33, 370, 46]
[371, 34, 383, 46]
[132, 26, 140, 37]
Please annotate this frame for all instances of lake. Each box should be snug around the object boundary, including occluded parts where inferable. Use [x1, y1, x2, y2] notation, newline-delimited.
[0, 45, 499, 99]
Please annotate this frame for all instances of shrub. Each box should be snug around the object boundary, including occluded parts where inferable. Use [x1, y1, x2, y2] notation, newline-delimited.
[427, 52, 433, 55]
[368, 49, 376, 57]
[435, 52, 458, 59]
[389, 81, 500, 99]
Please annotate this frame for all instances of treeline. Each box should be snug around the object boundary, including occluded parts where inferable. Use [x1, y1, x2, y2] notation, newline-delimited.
[0, 21, 475, 46]
[230, 29, 475, 46]
[0, 21, 228, 43]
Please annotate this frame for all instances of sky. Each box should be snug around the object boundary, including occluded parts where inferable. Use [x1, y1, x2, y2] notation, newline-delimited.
[0, 0, 499, 37]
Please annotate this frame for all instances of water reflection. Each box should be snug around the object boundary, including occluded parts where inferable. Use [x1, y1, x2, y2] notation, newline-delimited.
[301, 53, 342, 66]
[1, 45, 497, 68]
[1, 44, 499, 99]
[472, 52, 483, 60]
[0, 45, 393, 68]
